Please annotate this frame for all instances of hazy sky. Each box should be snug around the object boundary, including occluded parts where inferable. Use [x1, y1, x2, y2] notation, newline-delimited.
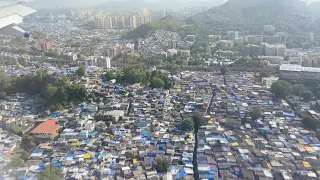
[0, 0, 318, 8]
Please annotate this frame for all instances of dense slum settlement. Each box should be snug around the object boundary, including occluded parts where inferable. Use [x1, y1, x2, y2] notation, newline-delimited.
[0, 71, 215, 180]
[196, 72, 320, 180]
[1, 71, 320, 179]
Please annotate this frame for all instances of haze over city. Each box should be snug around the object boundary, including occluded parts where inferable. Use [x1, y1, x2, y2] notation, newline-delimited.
[1, 0, 320, 179]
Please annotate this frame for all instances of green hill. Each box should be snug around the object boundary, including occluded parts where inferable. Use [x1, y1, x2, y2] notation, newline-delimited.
[187, 0, 313, 35]
[124, 16, 184, 39]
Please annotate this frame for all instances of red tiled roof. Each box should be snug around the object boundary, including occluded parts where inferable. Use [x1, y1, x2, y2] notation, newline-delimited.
[32, 120, 60, 134]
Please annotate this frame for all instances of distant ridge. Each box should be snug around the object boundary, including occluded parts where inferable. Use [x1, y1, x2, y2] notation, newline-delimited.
[27, 0, 225, 10]
[187, 0, 314, 34]
[124, 16, 184, 39]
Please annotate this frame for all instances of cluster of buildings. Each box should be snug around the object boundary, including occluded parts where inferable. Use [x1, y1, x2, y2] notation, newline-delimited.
[102, 43, 135, 59]
[211, 25, 316, 68]
[280, 64, 320, 82]
[4, 20, 137, 68]
[1, 67, 320, 179]
[197, 72, 320, 179]
[245, 43, 286, 57]
[285, 48, 320, 67]
[94, 9, 152, 29]
[81, 56, 111, 69]
[0, 70, 215, 179]
[138, 30, 192, 60]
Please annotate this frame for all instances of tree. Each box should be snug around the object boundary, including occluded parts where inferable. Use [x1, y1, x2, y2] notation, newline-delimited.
[150, 77, 165, 88]
[21, 134, 36, 152]
[302, 115, 320, 131]
[39, 166, 64, 180]
[246, 106, 262, 120]
[313, 84, 320, 98]
[181, 118, 195, 131]
[76, 66, 86, 77]
[8, 156, 25, 168]
[302, 91, 314, 101]
[44, 50, 60, 58]
[0, 91, 6, 99]
[104, 71, 115, 81]
[42, 86, 58, 101]
[193, 115, 205, 130]
[284, 56, 290, 61]
[35, 63, 41, 69]
[220, 66, 229, 75]
[271, 80, 292, 99]
[259, 72, 269, 80]
[291, 84, 306, 97]
[155, 157, 170, 173]
[176, 104, 181, 110]
[165, 62, 180, 74]
[6, 123, 22, 135]
[21, 151, 29, 161]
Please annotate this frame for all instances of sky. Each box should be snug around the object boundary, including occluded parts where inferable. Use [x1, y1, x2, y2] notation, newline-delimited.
[0, 0, 319, 9]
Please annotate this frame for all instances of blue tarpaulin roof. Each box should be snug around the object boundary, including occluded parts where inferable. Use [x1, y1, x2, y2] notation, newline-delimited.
[109, 162, 115, 168]
[205, 174, 215, 179]
[179, 169, 186, 177]
[66, 154, 75, 158]
[209, 166, 218, 172]
[142, 131, 151, 136]
[303, 136, 313, 144]
[284, 113, 295, 117]
[40, 162, 46, 167]
[157, 150, 165, 154]
[212, 133, 221, 138]
[32, 149, 44, 153]
[139, 121, 148, 127]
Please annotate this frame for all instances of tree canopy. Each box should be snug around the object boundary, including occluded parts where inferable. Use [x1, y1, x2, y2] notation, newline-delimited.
[104, 71, 116, 81]
[220, 66, 229, 75]
[246, 106, 262, 120]
[271, 80, 292, 99]
[291, 84, 307, 97]
[21, 135, 36, 152]
[181, 118, 195, 131]
[8, 156, 25, 168]
[106, 65, 173, 89]
[193, 115, 205, 130]
[150, 77, 165, 88]
[0, 70, 88, 111]
[302, 90, 314, 101]
[76, 66, 86, 77]
[44, 50, 60, 58]
[302, 115, 320, 131]
[39, 166, 64, 180]
[271, 80, 314, 101]
[6, 123, 23, 135]
[155, 157, 171, 173]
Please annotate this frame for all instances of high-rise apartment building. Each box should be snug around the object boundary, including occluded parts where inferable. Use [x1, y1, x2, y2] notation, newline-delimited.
[94, 10, 152, 29]
[264, 25, 275, 33]
[41, 42, 50, 51]
[276, 44, 286, 57]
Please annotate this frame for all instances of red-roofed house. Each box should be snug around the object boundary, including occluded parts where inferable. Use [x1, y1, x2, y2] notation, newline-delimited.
[31, 120, 60, 142]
